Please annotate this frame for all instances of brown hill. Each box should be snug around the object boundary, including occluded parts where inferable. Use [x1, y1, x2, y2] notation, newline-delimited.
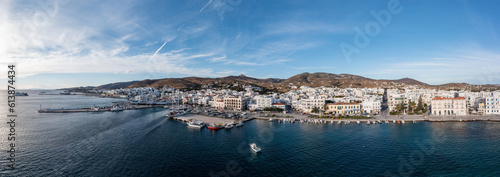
[87, 72, 499, 92]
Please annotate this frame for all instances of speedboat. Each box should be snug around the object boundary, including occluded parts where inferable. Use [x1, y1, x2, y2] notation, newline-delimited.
[249, 143, 261, 153]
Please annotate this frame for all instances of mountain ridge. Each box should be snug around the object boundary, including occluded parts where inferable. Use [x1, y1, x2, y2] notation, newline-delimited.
[63, 72, 500, 92]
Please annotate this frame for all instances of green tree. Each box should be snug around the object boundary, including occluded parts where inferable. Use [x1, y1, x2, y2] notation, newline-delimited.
[417, 96, 424, 111]
[409, 101, 416, 112]
[396, 102, 405, 113]
[312, 107, 320, 113]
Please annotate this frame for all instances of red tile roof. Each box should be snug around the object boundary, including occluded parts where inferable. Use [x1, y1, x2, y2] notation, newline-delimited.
[432, 97, 465, 100]
[272, 103, 285, 105]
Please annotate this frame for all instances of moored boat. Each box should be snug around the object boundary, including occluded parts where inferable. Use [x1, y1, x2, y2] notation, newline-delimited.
[236, 122, 244, 127]
[225, 123, 234, 129]
[110, 106, 124, 112]
[207, 123, 220, 130]
[188, 120, 205, 128]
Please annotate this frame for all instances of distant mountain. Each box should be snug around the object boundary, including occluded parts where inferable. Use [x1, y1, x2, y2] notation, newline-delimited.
[97, 81, 141, 90]
[68, 72, 500, 92]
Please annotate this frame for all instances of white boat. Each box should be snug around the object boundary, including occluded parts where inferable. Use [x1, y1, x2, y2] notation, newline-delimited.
[225, 124, 234, 129]
[401, 120, 406, 124]
[385, 120, 389, 124]
[236, 122, 244, 127]
[249, 143, 261, 153]
[413, 120, 417, 123]
[187, 121, 205, 128]
[366, 121, 371, 125]
[269, 118, 273, 122]
[393, 120, 396, 123]
[110, 106, 123, 112]
[356, 121, 360, 124]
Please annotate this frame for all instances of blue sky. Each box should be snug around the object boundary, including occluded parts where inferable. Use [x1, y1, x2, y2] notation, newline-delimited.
[1, 0, 499, 89]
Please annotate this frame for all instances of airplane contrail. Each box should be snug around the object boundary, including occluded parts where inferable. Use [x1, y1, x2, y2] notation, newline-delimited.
[199, 0, 213, 12]
[153, 41, 168, 56]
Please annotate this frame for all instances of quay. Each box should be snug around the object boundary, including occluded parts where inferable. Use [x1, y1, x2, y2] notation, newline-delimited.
[170, 114, 255, 124]
[37, 105, 159, 113]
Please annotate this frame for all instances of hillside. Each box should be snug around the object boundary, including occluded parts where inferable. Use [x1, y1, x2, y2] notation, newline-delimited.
[74, 72, 500, 92]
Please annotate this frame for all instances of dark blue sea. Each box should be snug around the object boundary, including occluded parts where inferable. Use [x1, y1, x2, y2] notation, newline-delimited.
[1, 90, 500, 176]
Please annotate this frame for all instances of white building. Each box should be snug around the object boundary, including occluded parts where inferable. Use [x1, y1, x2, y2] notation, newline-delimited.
[431, 97, 467, 116]
[299, 97, 325, 113]
[361, 96, 382, 114]
[485, 94, 500, 115]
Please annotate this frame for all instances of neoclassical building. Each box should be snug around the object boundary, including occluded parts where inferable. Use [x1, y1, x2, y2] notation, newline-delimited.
[431, 97, 467, 116]
[326, 102, 361, 115]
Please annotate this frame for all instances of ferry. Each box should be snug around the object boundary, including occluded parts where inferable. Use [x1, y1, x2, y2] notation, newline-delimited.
[249, 143, 261, 153]
[14, 92, 29, 96]
[60, 90, 71, 95]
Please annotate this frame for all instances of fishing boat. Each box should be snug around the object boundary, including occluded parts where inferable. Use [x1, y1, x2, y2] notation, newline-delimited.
[249, 143, 261, 153]
[207, 123, 220, 130]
